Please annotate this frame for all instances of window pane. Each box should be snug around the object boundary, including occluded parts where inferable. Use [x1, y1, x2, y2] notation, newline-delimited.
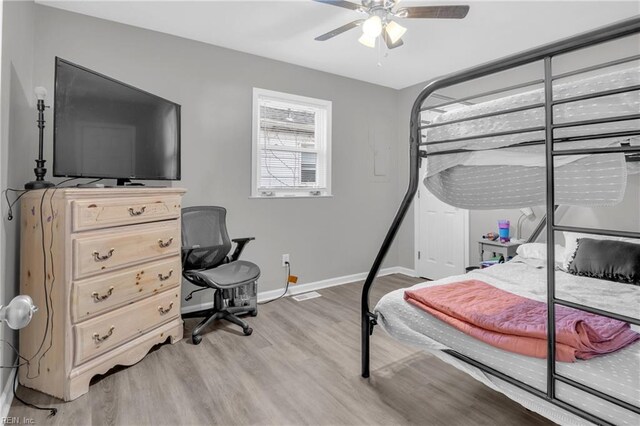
[260, 150, 318, 189]
[260, 105, 315, 149]
[301, 152, 317, 183]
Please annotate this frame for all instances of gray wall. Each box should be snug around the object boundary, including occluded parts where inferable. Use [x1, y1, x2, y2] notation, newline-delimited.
[30, 5, 402, 311]
[1, 0, 37, 397]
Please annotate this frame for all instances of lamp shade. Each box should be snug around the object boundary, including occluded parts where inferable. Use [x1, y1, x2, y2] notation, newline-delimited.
[385, 20, 407, 44]
[362, 16, 382, 37]
[520, 207, 535, 218]
[358, 33, 377, 48]
[34, 86, 48, 101]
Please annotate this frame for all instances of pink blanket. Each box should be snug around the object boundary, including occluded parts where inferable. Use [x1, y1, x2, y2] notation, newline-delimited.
[404, 280, 640, 362]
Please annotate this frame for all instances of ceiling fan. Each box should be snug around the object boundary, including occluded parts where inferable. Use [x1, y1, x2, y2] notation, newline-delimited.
[313, 0, 469, 49]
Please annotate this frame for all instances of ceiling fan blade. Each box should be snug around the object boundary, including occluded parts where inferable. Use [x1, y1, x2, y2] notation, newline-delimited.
[399, 5, 470, 19]
[315, 20, 365, 41]
[312, 0, 362, 11]
[383, 30, 404, 49]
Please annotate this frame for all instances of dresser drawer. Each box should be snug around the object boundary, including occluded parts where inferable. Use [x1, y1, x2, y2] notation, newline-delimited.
[72, 196, 182, 232]
[74, 289, 180, 365]
[71, 256, 181, 323]
[72, 221, 180, 279]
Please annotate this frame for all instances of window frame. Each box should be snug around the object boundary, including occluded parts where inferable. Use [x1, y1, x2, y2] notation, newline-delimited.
[251, 88, 332, 198]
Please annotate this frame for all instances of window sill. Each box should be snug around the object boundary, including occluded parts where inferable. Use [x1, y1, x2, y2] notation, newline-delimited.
[249, 194, 333, 199]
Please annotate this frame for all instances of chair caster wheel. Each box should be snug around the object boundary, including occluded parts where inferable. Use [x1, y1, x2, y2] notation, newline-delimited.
[192, 335, 202, 345]
[250, 311, 258, 317]
[243, 327, 253, 336]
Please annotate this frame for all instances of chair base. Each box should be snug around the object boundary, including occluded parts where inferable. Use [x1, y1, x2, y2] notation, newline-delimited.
[182, 290, 256, 344]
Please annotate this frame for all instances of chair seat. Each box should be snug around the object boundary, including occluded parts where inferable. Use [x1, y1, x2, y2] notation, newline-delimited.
[192, 260, 261, 289]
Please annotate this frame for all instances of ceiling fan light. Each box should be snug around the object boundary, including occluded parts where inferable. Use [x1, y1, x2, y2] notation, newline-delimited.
[358, 33, 377, 48]
[385, 20, 406, 44]
[362, 15, 383, 37]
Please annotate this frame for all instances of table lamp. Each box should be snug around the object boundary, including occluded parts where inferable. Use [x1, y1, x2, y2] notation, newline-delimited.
[517, 207, 536, 240]
[24, 87, 55, 190]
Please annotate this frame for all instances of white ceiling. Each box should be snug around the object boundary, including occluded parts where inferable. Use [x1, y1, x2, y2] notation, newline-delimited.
[37, 0, 640, 89]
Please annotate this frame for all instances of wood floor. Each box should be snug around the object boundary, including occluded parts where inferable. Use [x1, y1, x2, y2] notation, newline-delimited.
[10, 274, 552, 425]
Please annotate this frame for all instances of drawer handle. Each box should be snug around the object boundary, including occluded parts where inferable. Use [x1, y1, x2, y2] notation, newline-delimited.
[158, 270, 174, 281]
[158, 238, 174, 248]
[128, 206, 146, 216]
[92, 248, 115, 262]
[92, 286, 114, 302]
[93, 326, 115, 344]
[158, 302, 174, 315]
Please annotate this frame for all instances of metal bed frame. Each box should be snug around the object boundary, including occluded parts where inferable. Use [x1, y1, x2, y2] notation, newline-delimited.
[361, 16, 640, 426]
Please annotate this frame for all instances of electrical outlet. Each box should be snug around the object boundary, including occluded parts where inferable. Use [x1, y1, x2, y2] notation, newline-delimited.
[282, 254, 290, 267]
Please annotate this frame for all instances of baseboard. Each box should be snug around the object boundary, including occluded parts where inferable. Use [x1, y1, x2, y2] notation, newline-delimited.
[390, 266, 418, 278]
[256, 266, 417, 302]
[0, 369, 16, 419]
[181, 266, 417, 313]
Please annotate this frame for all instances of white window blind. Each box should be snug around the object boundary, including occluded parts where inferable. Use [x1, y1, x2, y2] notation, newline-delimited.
[252, 89, 332, 198]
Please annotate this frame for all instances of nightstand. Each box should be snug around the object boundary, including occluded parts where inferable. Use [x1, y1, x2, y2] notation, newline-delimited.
[478, 239, 522, 263]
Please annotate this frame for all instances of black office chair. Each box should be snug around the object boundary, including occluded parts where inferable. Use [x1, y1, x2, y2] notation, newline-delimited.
[181, 206, 260, 344]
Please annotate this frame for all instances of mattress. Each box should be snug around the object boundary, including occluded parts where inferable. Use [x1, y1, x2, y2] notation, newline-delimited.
[421, 66, 640, 209]
[375, 260, 640, 425]
[425, 67, 639, 153]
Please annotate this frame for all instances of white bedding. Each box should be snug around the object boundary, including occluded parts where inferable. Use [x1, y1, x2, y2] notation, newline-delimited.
[421, 66, 640, 209]
[425, 67, 640, 153]
[375, 260, 640, 425]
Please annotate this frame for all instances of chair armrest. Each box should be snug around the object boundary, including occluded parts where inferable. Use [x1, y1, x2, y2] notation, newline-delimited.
[232, 237, 255, 243]
[231, 237, 255, 261]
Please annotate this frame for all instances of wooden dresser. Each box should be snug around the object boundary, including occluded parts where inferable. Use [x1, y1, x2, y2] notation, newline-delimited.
[19, 187, 186, 401]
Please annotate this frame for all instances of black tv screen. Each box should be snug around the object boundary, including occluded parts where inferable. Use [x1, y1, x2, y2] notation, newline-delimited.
[54, 58, 181, 181]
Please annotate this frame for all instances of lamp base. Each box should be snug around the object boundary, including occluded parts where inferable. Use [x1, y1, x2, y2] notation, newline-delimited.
[26, 157, 53, 190]
[24, 180, 55, 190]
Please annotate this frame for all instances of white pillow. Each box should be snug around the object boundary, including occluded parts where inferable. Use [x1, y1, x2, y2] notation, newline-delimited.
[562, 232, 640, 270]
[516, 243, 564, 263]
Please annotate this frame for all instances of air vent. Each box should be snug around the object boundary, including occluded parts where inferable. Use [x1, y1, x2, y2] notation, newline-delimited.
[292, 291, 322, 302]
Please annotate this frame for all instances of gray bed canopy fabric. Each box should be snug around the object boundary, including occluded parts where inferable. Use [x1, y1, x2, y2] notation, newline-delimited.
[422, 66, 639, 210]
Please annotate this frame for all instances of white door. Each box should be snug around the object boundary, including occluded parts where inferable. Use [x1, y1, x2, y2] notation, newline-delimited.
[416, 182, 468, 280]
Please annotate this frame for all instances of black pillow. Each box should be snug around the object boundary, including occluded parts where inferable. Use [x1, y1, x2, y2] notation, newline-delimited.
[568, 238, 640, 285]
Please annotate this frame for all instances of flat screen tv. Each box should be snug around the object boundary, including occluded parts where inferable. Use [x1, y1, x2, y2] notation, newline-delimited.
[54, 57, 181, 183]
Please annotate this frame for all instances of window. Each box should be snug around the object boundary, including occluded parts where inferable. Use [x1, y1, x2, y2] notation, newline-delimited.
[252, 88, 332, 198]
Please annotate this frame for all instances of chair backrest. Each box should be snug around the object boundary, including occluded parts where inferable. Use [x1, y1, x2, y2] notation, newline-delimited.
[181, 206, 232, 271]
